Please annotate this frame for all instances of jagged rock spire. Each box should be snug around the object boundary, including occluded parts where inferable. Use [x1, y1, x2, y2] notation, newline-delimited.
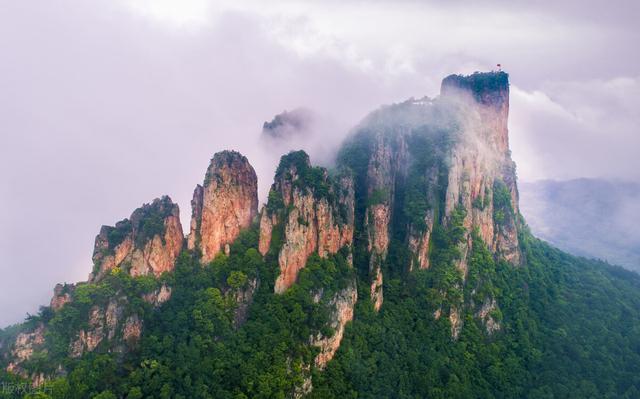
[187, 150, 259, 264]
[90, 196, 183, 281]
[258, 150, 355, 293]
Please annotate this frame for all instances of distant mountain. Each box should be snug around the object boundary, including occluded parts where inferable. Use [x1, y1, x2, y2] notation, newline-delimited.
[520, 178, 640, 271]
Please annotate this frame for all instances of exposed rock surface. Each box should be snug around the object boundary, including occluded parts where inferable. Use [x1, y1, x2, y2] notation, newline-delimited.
[339, 72, 522, 317]
[311, 283, 358, 368]
[449, 306, 463, 339]
[143, 284, 172, 307]
[258, 151, 355, 293]
[364, 133, 409, 310]
[70, 305, 106, 357]
[90, 196, 183, 281]
[69, 299, 143, 358]
[476, 297, 501, 335]
[188, 151, 258, 264]
[50, 283, 74, 311]
[122, 315, 142, 344]
[441, 72, 521, 268]
[230, 278, 258, 328]
[5, 324, 46, 377]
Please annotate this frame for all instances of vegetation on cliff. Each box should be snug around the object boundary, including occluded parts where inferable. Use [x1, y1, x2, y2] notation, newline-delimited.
[2, 72, 640, 399]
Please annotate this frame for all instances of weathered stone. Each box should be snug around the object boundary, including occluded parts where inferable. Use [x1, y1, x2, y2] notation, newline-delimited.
[311, 282, 357, 368]
[476, 298, 501, 335]
[70, 305, 105, 357]
[122, 314, 142, 344]
[50, 283, 73, 311]
[188, 151, 258, 264]
[261, 151, 355, 294]
[90, 196, 184, 281]
[143, 284, 172, 307]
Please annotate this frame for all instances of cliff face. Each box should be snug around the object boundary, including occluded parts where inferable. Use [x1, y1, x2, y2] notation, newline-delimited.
[310, 282, 358, 368]
[188, 151, 259, 264]
[50, 283, 74, 311]
[440, 72, 521, 270]
[339, 71, 521, 317]
[90, 196, 183, 281]
[5, 324, 46, 384]
[258, 151, 355, 293]
[69, 298, 143, 358]
[364, 133, 409, 311]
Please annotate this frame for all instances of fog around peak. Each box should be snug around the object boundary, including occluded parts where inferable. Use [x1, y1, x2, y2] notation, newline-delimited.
[1, 0, 639, 326]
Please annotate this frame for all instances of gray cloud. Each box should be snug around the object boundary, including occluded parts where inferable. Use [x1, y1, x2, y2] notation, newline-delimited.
[1, 0, 639, 326]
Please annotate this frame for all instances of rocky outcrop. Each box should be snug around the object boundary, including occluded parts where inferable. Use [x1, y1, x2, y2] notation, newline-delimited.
[69, 299, 143, 358]
[122, 315, 142, 344]
[449, 306, 462, 339]
[90, 196, 183, 281]
[476, 298, 501, 335]
[363, 132, 409, 311]
[5, 324, 46, 378]
[70, 305, 106, 357]
[188, 151, 259, 264]
[441, 72, 521, 268]
[230, 278, 258, 328]
[143, 284, 172, 307]
[311, 283, 357, 368]
[258, 151, 355, 293]
[50, 283, 74, 311]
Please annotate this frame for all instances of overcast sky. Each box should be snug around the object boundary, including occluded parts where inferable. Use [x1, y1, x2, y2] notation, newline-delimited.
[1, 0, 639, 327]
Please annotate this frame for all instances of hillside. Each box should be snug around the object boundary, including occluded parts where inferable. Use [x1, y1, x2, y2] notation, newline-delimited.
[1, 72, 640, 399]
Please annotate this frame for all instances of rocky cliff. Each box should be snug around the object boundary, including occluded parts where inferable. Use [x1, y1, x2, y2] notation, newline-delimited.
[90, 196, 183, 281]
[2, 71, 530, 394]
[339, 71, 521, 317]
[440, 72, 521, 269]
[258, 151, 355, 293]
[310, 282, 358, 368]
[188, 151, 259, 264]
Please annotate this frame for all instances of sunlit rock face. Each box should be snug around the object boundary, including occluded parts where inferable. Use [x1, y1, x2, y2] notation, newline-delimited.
[338, 71, 521, 314]
[188, 151, 259, 264]
[258, 151, 355, 293]
[440, 72, 521, 270]
[90, 196, 184, 281]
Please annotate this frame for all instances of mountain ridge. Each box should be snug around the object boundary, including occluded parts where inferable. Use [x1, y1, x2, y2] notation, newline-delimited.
[2, 71, 640, 398]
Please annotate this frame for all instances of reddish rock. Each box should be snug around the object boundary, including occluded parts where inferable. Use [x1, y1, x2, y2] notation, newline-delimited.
[188, 151, 258, 264]
[311, 283, 357, 368]
[90, 196, 184, 281]
[50, 283, 73, 311]
[260, 151, 355, 294]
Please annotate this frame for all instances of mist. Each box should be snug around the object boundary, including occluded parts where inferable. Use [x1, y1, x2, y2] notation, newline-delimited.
[1, 0, 639, 327]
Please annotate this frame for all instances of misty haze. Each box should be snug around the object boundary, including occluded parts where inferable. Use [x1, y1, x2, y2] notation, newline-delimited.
[1, 1, 639, 398]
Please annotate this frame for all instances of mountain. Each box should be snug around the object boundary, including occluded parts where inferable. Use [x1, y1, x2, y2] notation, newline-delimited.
[2, 72, 640, 399]
[520, 178, 640, 271]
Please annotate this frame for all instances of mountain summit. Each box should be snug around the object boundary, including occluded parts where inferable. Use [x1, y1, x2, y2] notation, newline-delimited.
[2, 72, 640, 398]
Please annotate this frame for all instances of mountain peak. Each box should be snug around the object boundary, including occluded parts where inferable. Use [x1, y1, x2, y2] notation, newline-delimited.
[441, 71, 509, 106]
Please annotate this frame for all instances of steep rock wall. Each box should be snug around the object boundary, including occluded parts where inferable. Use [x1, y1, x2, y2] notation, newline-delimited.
[90, 196, 183, 281]
[258, 151, 355, 293]
[188, 151, 259, 264]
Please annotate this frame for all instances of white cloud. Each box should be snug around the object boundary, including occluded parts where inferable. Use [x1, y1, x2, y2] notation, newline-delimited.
[510, 77, 640, 182]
